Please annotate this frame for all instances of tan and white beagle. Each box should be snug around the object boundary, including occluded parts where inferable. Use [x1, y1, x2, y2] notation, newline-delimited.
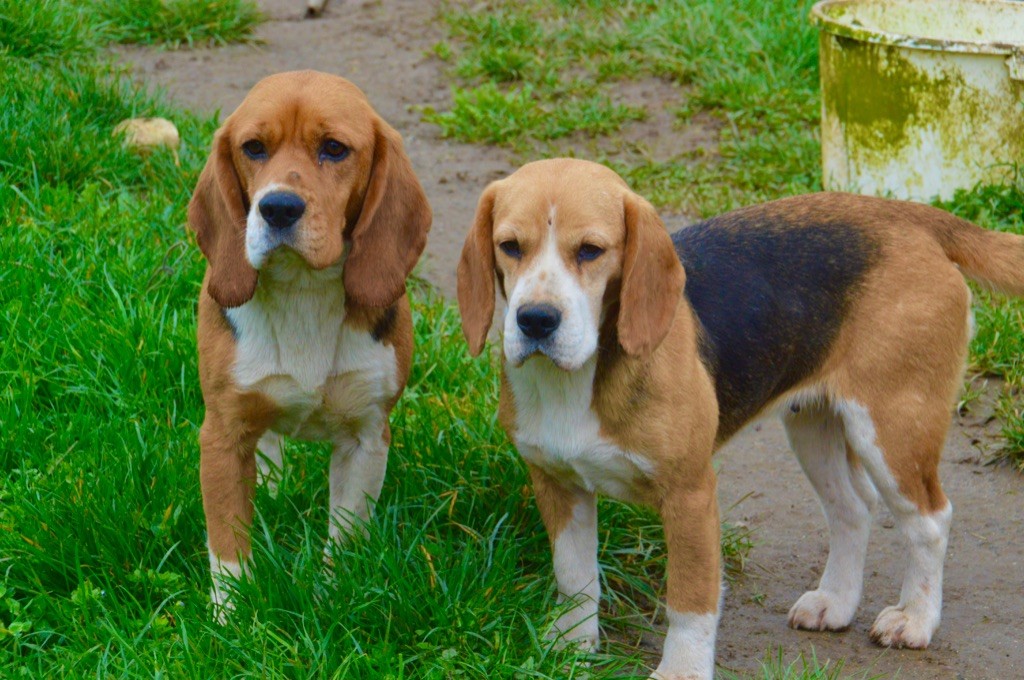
[456, 158, 1024, 679]
[188, 71, 431, 613]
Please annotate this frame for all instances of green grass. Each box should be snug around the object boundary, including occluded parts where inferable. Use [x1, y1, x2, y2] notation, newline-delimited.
[939, 173, 1024, 467]
[429, 0, 1024, 468]
[87, 0, 263, 48]
[0, 1, 99, 59]
[426, 0, 820, 215]
[0, 0, 261, 55]
[720, 648, 884, 680]
[431, 81, 645, 144]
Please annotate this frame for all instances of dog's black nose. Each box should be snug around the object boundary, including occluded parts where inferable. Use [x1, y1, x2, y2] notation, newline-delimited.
[258, 192, 306, 229]
[517, 304, 562, 340]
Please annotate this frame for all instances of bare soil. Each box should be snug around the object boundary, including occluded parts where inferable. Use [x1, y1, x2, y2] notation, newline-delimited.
[711, 382, 1024, 679]
[116, 2, 1024, 677]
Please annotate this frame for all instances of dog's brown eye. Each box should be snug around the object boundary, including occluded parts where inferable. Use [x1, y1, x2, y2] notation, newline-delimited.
[320, 139, 350, 162]
[499, 240, 522, 259]
[241, 139, 267, 160]
[577, 243, 604, 264]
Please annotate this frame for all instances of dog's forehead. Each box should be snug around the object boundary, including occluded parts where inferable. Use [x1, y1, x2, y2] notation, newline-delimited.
[493, 180, 622, 238]
[494, 162, 627, 235]
[227, 71, 376, 142]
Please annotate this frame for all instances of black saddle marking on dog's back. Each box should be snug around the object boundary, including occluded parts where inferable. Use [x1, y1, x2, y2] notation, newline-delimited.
[672, 211, 880, 439]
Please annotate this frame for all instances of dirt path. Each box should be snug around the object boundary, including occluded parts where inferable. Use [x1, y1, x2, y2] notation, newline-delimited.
[117, 2, 1024, 677]
[712, 386, 1024, 679]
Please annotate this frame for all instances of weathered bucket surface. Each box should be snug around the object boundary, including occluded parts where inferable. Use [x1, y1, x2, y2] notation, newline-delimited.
[811, 0, 1024, 201]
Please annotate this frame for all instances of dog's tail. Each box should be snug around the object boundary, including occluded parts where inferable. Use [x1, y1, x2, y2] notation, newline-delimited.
[921, 209, 1024, 296]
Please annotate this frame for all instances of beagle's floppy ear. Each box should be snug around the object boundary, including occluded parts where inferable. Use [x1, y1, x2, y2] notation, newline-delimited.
[188, 128, 257, 308]
[618, 191, 686, 357]
[456, 184, 497, 357]
[343, 120, 432, 308]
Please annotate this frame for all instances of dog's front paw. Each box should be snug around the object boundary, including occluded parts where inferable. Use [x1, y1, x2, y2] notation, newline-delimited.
[549, 613, 599, 653]
[788, 589, 856, 631]
[652, 609, 716, 680]
[210, 584, 235, 624]
[649, 668, 705, 680]
[869, 605, 936, 649]
[550, 625, 599, 653]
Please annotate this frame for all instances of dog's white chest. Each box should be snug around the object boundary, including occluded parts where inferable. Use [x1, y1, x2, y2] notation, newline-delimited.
[226, 270, 396, 442]
[507, 359, 654, 501]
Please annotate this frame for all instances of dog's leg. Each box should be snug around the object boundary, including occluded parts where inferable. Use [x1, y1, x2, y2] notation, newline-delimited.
[653, 468, 720, 680]
[200, 414, 262, 619]
[839, 398, 952, 649]
[256, 430, 283, 494]
[327, 418, 389, 545]
[784, 405, 876, 631]
[528, 463, 600, 652]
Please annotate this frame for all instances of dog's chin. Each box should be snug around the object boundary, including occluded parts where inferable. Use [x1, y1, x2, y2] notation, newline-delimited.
[505, 341, 591, 373]
[251, 246, 344, 283]
[246, 216, 343, 274]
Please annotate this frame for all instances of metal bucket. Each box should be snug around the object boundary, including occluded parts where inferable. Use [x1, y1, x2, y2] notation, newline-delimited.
[811, 0, 1024, 201]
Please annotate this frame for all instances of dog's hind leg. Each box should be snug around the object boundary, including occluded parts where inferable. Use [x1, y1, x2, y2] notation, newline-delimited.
[785, 403, 876, 632]
[838, 397, 952, 649]
[327, 415, 389, 547]
[255, 430, 283, 494]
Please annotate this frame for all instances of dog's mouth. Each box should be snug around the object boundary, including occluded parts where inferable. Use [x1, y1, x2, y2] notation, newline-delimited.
[506, 338, 580, 372]
[248, 213, 345, 274]
[256, 245, 344, 283]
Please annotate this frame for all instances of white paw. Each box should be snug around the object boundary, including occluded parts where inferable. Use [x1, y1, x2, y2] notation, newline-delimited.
[869, 605, 936, 649]
[557, 632, 599, 653]
[788, 589, 856, 631]
[257, 470, 280, 496]
[256, 442, 283, 496]
[209, 584, 234, 624]
[208, 554, 247, 624]
[550, 614, 599, 652]
[653, 609, 716, 680]
[649, 669, 706, 680]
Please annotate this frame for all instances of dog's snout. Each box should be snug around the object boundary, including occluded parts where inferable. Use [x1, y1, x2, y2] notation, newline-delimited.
[258, 192, 306, 229]
[517, 304, 562, 340]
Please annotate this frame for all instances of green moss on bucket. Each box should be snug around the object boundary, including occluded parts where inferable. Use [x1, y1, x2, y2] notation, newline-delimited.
[821, 35, 956, 153]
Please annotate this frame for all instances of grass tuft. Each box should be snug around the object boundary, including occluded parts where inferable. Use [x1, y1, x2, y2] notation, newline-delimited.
[0, 0, 100, 59]
[0, 0, 260, 57]
[720, 647, 882, 680]
[426, 83, 644, 144]
[87, 0, 263, 48]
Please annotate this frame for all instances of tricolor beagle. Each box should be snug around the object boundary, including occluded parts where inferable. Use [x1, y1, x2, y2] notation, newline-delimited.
[456, 158, 1024, 679]
[188, 71, 431, 614]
